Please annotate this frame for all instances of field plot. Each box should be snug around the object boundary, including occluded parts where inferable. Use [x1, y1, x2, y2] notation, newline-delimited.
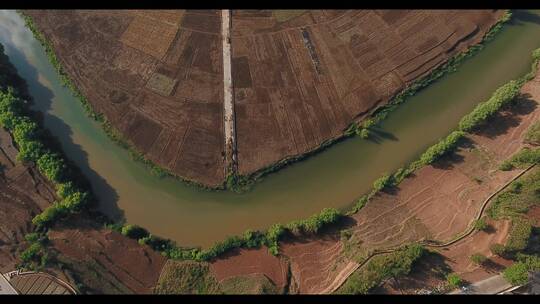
[23, 10, 500, 186]
[24, 10, 225, 186]
[231, 10, 501, 175]
[0, 129, 55, 273]
[48, 217, 167, 294]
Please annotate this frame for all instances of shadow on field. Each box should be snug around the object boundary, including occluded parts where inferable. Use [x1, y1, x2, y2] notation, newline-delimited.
[3, 40, 124, 222]
[430, 137, 474, 171]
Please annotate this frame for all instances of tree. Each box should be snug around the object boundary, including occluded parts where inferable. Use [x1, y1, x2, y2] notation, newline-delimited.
[490, 243, 507, 257]
[373, 174, 391, 192]
[470, 253, 488, 265]
[503, 262, 529, 285]
[446, 273, 463, 288]
[357, 128, 370, 139]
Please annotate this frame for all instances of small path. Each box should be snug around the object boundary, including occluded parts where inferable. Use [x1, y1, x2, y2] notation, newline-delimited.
[221, 9, 237, 175]
[323, 164, 537, 294]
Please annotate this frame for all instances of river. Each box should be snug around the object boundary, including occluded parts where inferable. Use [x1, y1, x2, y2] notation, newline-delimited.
[0, 10, 539, 247]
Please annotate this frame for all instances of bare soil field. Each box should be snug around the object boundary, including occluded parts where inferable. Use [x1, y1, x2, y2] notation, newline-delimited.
[24, 10, 225, 186]
[231, 10, 502, 175]
[48, 217, 167, 294]
[22, 10, 501, 186]
[0, 128, 55, 273]
[209, 247, 289, 291]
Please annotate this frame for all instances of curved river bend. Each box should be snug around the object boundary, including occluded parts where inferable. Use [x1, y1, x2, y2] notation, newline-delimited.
[1, 10, 540, 247]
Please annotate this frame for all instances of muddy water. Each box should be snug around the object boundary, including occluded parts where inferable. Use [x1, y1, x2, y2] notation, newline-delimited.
[1, 10, 540, 247]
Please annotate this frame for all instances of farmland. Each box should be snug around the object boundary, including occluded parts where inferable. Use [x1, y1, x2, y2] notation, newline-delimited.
[21, 10, 502, 186]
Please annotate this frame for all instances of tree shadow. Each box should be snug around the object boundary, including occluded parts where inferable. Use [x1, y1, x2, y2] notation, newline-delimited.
[470, 94, 537, 139]
[481, 259, 506, 274]
[2, 36, 124, 222]
[429, 137, 474, 171]
[367, 126, 399, 144]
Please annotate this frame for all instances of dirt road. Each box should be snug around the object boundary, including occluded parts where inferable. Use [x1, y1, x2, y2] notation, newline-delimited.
[222, 9, 236, 174]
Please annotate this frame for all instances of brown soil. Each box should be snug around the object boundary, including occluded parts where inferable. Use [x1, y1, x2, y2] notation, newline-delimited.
[0, 128, 55, 273]
[24, 10, 225, 186]
[22, 10, 501, 186]
[48, 216, 167, 294]
[209, 247, 289, 290]
[231, 10, 502, 176]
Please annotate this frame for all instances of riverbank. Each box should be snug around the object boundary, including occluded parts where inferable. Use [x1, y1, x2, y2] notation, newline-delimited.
[186, 52, 540, 294]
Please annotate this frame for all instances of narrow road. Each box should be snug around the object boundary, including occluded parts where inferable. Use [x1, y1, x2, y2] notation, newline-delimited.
[221, 9, 237, 175]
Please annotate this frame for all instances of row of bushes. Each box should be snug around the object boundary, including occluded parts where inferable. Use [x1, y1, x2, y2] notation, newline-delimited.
[117, 207, 342, 261]
[0, 89, 90, 228]
[503, 253, 540, 285]
[458, 80, 522, 132]
[337, 244, 425, 294]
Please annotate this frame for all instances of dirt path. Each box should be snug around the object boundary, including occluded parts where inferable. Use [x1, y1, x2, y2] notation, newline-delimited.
[221, 9, 237, 174]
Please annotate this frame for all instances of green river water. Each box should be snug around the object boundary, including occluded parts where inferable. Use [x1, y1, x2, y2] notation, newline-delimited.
[0, 10, 540, 247]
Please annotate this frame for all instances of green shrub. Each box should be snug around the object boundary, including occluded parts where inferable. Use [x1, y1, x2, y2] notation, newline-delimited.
[470, 253, 488, 265]
[446, 273, 463, 288]
[357, 128, 370, 139]
[121, 224, 149, 240]
[524, 120, 540, 145]
[373, 174, 391, 192]
[503, 262, 529, 285]
[37, 152, 66, 182]
[419, 131, 464, 165]
[490, 243, 508, 257]
[458, 80, 522, 132]
[505, 218, 532, 253]
[499, 148, 540, 171]
[265, 224, 285, 256]
[474, 218, 489, 231]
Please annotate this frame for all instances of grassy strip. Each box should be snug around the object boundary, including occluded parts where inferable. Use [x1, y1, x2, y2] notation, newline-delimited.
[500, 147, 540, 170]
[18, 12, 223, 192]
[153, 260, 221, 294]
[336, 244, 425, 294]
[524, 120, 540, 145]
